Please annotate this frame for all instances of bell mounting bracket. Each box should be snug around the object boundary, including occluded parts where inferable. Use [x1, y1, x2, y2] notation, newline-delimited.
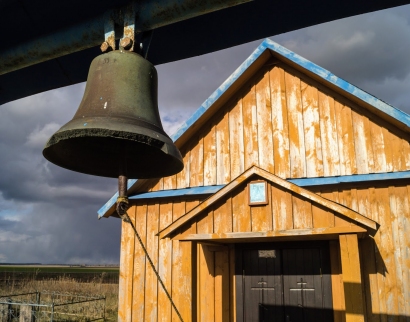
[101, 3, 143, 54]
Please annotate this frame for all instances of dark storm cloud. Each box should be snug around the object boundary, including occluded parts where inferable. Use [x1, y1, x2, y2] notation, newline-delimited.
[1, 5, 410, 263]
[0, 84, 120, 263]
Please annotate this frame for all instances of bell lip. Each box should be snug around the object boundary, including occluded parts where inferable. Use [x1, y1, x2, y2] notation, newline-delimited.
[43, 115, 184, 179]
[45, 116, 174, 149]
[43, 135, 184, 179]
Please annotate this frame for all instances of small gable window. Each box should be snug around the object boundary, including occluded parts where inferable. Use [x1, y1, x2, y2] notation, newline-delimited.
[248, 180, 268, 205]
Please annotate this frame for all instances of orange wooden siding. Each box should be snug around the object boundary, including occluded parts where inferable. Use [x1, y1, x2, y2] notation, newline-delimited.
[147, 64, 410, 193]
[117, 59, 410, 321]
[118, 183, 410, 321]
[318, 185, 410, 320]
[118, 199, 203, 322]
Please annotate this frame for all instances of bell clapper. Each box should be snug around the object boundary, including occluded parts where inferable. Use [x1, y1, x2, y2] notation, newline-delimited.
[116, 174, 130, 221]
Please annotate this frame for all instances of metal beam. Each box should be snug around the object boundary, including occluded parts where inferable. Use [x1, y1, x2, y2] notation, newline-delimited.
[0, 0, 250, 76]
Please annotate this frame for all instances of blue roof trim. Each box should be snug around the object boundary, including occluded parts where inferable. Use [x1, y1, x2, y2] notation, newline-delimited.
[129, 185, 225, 200]
[288, 171, 410, 187]
[99, 38, 410, 218]
[98, 171, 410, 218]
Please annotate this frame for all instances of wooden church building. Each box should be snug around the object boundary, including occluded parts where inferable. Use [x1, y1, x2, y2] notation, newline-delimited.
[99, 39, 410, 322]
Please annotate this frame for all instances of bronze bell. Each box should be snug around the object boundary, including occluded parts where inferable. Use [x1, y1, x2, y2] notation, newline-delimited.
[43, 49, 183, 179]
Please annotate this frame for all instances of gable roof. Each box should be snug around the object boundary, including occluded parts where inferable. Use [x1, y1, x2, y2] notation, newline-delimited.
[158, 166, 378, 238]
[99, 38, 410, 218]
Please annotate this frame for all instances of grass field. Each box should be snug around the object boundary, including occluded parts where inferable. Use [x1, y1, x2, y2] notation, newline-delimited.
[0, 265, 119, 273]
[0, 265, 119, 321]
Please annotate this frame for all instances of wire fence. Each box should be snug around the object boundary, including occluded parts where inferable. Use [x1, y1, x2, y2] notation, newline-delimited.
[0, 291, 106, 321]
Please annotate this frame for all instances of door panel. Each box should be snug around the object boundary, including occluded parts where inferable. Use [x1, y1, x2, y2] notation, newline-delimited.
[236, 242, 333, 322]
[243, 249, 283, 321]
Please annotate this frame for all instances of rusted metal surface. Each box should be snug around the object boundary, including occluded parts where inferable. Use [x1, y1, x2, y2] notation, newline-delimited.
[0, 0, 251, 76]
[100, 41, 113, 52]
[120, 37, 134, 50]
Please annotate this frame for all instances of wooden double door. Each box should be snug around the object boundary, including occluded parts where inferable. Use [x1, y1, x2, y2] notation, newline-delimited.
[235, 242, 333, 322]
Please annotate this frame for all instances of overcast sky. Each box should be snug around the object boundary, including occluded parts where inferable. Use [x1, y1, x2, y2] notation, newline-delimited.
[1, 5, 410, 264]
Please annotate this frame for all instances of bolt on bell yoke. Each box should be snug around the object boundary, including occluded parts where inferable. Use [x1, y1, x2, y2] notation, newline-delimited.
[43, 48, 183, 181]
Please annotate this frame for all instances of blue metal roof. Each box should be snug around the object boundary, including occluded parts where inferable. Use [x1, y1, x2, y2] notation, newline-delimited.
[98, 38, 410, 218]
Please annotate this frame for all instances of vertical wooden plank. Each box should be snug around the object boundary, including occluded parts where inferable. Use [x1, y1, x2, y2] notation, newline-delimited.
[250, 185, 272, 231]
[214, 197, 233, 234]
[251, 203, 272, 231]
[404, 186, 410, 319]
[285, 71, 306, 178]
[301, 81, 323, 177]
[292, 194, 313, 229]
[242, 84, 259, 169]
[177, 149, 190, 188]
[323, 191, 350, 227]
[145, 203, 159, 322]
[339, 234, 365, 322]
[381, 128, 393, 172]
[359, 237, 381, 322]
[402, 138, 410, 170]
[190, 135, 204, 187]
[369, 121, 387, 173]
[203, 124, 217, 186]
[172, 202, 186, 322]
[329, 240, 346, 322]
[312, 203, 334, 228]
[270, 66, 290, 179]
[388, 132, 405, 172]
[351, 110, 374, 174]
[374, 187, 399, 320]
[198, 244, 215, 321]
[118, 206, 136, 322]
[229, 99, 245, 179]
[232, 187, 251, 233]
[368, 188, 387, 321]
[356, 189, 370, 218]
[132, 204, 148, 322]
[216, 109, 231, 184]
[334, 102, 357, 175]
[318, 91, 340, 176]
[163, 175, 177, 190]
[389, 186, 409, 319]
[256, 70, 274, 173]
[351, 188, 359, 212]
[229, 246, 236, 322]
[179, 240, 195, 321]
[158, 202, 173, 322]
[271, 185, 293, 230]
[215, 250, 230, 322]
[197, 209, 214, 234]
[150, 179, 163, 192]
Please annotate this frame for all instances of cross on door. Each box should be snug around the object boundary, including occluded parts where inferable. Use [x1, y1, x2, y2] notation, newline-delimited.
[289, 277, 315, 308]
[250, 278, 275, 291]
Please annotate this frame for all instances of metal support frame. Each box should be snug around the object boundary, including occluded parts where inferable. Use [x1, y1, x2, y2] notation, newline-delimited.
[0, 0, 251, 76]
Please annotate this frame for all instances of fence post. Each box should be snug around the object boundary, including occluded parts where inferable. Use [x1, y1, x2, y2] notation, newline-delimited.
[50, 304, 54, 322]
[103, 296, 106, 321]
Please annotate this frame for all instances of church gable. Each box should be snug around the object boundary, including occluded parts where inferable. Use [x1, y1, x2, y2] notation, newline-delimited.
[147, 59, 410, 196]
[160, 166, 377, 240]
[99, 39, 410, 218]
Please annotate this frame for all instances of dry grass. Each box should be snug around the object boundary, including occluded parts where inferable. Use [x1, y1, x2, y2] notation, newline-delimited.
[0, 277, 118, 321]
